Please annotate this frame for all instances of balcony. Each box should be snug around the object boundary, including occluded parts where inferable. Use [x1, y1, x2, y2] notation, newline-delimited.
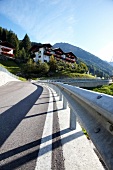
[1, 51, 14, 57]
[55, 51, 63, 55]
[1, 47, 11, 52]
[44, 51, 52, 56]
[54, 54, 61, 58]
[66, 54, 75, 59]
[65, 57, 75, 63]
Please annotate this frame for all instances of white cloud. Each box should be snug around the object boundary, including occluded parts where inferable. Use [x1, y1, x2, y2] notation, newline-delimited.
[0, 0, 78, 44]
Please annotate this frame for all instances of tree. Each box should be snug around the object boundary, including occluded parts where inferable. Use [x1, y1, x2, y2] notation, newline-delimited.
[1, 28, 7, 41]
[18, 47, 26, 60]
[49, 55, 57, 72]
[7, 30, 19, 58]
[21, 34, 31, 53]
[23, 59, 35, 73]
[39, 62, 49, 75]
[78, 62, 88, 73]
[0, 27, 3, 41]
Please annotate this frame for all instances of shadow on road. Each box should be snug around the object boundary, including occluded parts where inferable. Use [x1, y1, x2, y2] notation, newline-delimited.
[0, 84, 43, 147]
[0, 83, 84, 170]
[0, 127, 83, 169]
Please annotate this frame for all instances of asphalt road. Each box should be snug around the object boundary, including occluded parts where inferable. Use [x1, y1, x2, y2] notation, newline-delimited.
[0, 82, 64, 170]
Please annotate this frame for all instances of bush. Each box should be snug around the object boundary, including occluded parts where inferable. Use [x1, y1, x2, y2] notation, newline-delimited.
[93, 84, 113, 96]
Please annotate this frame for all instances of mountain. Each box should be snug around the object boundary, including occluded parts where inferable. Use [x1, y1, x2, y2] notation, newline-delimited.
[109, 62, 113, 67]
[53, 42, 113, 77]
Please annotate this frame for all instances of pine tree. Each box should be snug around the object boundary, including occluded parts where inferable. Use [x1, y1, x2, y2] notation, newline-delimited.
[49, 55, 57, 72]
[1, 29, 7, 41]
[0, 27, 3, 41]
[18, 47, 26, 60]
[22, 34, 31, 53]
[7, 30, 19, 58]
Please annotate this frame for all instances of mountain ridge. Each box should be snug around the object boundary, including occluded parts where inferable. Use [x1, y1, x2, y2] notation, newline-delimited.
[53, 42, 113, 77]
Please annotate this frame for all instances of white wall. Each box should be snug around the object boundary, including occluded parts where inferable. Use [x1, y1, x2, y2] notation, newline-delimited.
[34, 47, 51, 63]
[34, 47, 44, 62]
[44, 55, 50, 62]
[0, 45, 13, 54]
[62, 54, 66, 59]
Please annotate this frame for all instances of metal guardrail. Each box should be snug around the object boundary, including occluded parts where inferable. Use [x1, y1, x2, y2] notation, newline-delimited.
[47, 82, 113, 170]
[38, 78, 112, 87]
[0, 65, 18, 79]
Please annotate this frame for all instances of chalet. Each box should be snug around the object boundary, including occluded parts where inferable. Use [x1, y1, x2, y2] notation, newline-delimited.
[64, 52, 76, 63]
[0, 41, 15, 58]
[29, 43, 77, 64]
[30, 44, 52, 63]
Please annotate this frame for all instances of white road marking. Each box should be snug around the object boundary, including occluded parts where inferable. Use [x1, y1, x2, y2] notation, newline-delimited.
[35, 88, 53, 170]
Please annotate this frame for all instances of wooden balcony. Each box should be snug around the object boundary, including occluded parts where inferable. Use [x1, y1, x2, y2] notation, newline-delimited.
[65, 57, 75, 63]
[44, 51, 52, 56]
[1, 51, 14, 57]
[1, 47, 11, 52]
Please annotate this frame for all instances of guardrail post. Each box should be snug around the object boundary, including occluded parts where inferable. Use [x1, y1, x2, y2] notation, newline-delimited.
[54, 86, 59, 96]
[59, 91, 62, 101]
[63, 96, 67, 109]
[70, 108, 76, 130]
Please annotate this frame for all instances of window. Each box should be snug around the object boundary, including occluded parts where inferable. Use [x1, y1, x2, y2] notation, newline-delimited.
[44, 60, 47, 62]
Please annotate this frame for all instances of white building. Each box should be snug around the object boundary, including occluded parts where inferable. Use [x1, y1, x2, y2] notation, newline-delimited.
[29, 43, 77, 64]
[0, 41, 14, 58]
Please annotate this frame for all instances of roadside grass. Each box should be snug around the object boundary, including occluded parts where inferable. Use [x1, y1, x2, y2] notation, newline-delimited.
[18, 77, 26, 81]
[0, 60, 21, 75]
[93, 83, 113, 96]
[82, 127, 90, 140]
[60, 71, 94, 78]
[41, 71, 95, 79]
[0, 59, 27, 81]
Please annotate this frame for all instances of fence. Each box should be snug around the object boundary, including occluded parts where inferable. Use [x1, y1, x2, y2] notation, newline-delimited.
[47, 82, 113, 170]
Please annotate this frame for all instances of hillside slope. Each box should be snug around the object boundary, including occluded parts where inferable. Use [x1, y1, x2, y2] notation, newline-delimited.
[53, 43, 113, 76]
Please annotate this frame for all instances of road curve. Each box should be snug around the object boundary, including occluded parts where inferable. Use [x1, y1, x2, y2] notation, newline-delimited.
[0, 82, 64, 170]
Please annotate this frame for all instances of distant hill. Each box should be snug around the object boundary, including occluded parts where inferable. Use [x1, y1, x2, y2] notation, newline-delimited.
[53, 42, 113, 77]
[109, 62, 113, 67]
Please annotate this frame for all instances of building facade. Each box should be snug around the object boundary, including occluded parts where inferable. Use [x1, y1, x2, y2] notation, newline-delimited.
[29, 44, 77, 63]
[0, 41, 15, 58]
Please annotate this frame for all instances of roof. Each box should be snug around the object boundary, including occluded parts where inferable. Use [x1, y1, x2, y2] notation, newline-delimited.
[53, 48, 64, 54]
[42, 43, 52, 48]
[29, 45, 41, 52]
[29, 43, 52, 52]
[0, 41, 15, 49]
[65, 52, 77, 59]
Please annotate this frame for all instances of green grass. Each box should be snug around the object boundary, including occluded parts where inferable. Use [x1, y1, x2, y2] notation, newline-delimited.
[0, 60, 21, 75]
[60, 71, 94, 78]
[82, 127, 90, 139]
[18, 77, 26, 81]
[93, 83, 113, 96]
[44, 70, 95, 79]
[0, 59, 27, 81]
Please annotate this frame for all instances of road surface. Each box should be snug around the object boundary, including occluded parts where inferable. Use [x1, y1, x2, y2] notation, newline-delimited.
[0, 81, 105, 170]
[0, 82, 64, 170]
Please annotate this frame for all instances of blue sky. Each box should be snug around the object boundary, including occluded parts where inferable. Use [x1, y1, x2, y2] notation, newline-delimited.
[0, 0, 113, 61]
